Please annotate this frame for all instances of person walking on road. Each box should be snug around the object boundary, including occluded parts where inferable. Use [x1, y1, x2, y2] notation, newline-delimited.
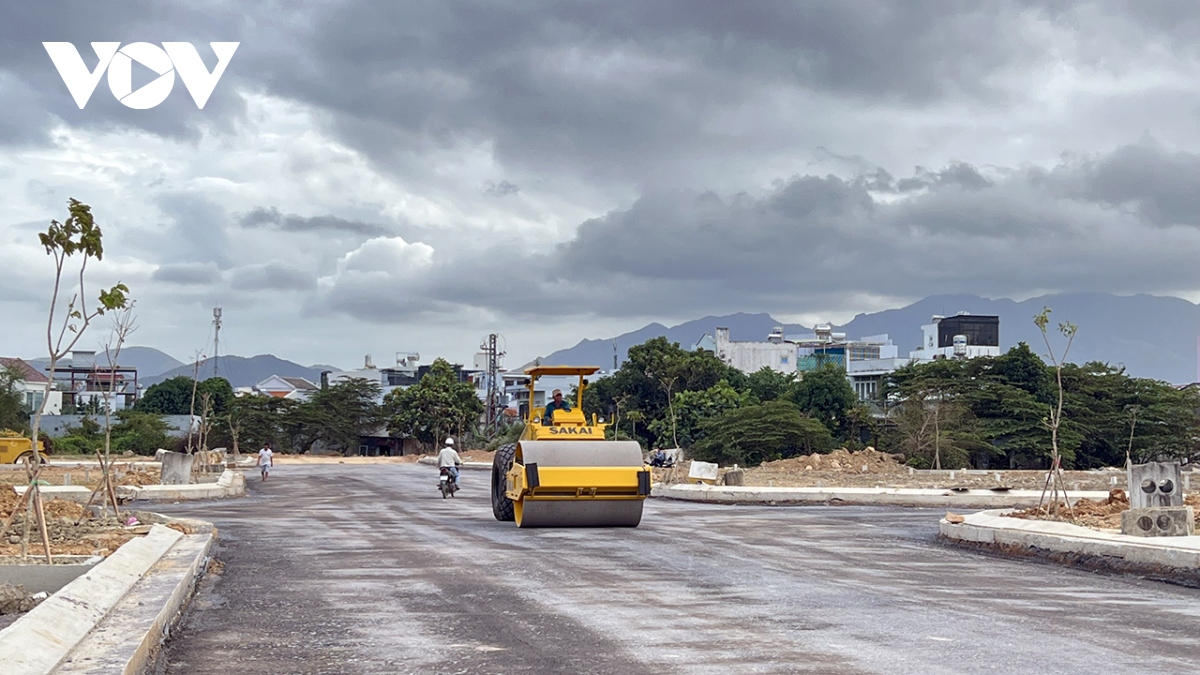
[438, 437, 462, 488]
[257, 442, 274, 482]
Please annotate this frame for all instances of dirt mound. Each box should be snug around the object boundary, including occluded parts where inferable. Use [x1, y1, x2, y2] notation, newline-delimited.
[757, 448, 907, 475]
[1007, 489, 1200, 530]
[0, 487, 17, 518]
[43, 498, 85, 521]
[117, 467, 159, 486]
[1, 493, 87, 522]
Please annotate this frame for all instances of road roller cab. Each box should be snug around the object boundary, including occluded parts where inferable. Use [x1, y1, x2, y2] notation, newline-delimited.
[491, 366, 652, 527]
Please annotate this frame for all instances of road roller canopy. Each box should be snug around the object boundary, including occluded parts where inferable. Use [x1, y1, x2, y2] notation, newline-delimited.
[522, 365, 601, 378]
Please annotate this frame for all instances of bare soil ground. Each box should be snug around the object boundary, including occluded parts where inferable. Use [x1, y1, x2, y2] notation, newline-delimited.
[654, 448, 1130, 492]
[0, 463, 161, 489]
[1007, 490, 1200, 530]
[0, 486, 142, 557]
[274, 450, 497, 465]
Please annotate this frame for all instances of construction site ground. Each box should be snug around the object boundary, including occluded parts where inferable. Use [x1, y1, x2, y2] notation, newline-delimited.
[0, 463, 161, 489]
[654, 447, 1130, 491]
[0, 486, 145, 558]
[139, 462, 1200, 675]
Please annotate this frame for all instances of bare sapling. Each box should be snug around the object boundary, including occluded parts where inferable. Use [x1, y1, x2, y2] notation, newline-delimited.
[25, 199, 129, 561]
[1034, 307, 1077, 520]
[93, 303, 137, 518]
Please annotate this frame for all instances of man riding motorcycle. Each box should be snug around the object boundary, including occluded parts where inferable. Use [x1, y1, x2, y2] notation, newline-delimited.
[438, 437, 463, 488]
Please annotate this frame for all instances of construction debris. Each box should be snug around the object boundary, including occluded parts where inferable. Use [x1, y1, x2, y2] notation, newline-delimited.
[1007, 491, 1200, 530]
[0, 583, 46, 615]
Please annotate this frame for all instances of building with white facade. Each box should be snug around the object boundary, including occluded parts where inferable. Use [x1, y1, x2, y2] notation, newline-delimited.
[0, 357, 62, 416]
[907, 313, 1001, 362]
[693, 327, 796, 374]
[690, 313, 1002, 403]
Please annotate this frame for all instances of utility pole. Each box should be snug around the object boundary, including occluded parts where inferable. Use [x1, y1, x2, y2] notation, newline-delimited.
[212, 307, 223, 377]
[480, 333, 505, 432]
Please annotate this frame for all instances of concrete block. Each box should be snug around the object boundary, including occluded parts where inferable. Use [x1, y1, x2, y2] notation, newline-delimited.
[1128, 461, 1184, 508]
[688, 461, 719, 483]
[13, 485, 94, 504]
[158, 451, 193, 485]
[1121, 506, 1195, 537]
[0, 560, 101, 596]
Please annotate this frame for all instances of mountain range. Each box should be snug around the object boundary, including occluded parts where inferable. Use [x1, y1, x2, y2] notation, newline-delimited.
[139, 355, 340, 388]
[15, 292, 1200, 388]
[22, 349, 339, 389]
[537, 293, 1200, 384]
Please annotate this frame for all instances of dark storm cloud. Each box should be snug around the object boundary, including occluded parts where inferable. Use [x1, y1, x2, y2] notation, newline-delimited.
[485, 180, 520, 196]
[239, 207, 390, 236]
[0, 1, 250, 145]
[226, 0, 1200, 186]
[312, 142, 1200, 321]
[247, 0, 1051, 181]
[230, 263, 316, 292]
[150, 261, 220, 285]
[8, 0, 1193, 183]
[1043, 141, 1200, 227]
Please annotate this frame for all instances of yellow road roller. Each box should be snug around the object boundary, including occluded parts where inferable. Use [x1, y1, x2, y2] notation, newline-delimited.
[491, 366, 651, 527]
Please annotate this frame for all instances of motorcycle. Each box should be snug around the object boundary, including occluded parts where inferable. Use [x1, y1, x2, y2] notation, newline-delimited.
[648, 453, 676, 468]
[439, 466, 459, 498]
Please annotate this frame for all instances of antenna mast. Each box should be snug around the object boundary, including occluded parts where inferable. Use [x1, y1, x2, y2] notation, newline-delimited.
[212, 307, 223, 376]
[481, 333, 506, 432]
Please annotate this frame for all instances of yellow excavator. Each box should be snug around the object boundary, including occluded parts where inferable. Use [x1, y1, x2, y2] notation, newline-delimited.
[491, 366, 651, 527]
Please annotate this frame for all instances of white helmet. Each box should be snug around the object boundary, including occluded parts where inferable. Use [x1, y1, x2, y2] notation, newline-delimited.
[445, 437, 454, 445]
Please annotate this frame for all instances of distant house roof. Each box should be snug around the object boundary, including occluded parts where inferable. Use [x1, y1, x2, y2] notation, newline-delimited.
[0, 357, 48, 383]
[280, 377, 318, 391]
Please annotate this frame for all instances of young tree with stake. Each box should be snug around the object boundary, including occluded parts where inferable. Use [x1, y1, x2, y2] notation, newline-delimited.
[24, 199, 129, 561]
[1034, 307, 1077, 518]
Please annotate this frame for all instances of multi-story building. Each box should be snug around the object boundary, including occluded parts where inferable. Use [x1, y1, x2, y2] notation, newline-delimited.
[692, 326, 796, 374]
[692, 313, 1002, 402]
[908, 313, 1001, 361]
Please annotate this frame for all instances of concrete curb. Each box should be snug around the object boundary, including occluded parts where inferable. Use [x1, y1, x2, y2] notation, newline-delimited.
[0, 525, 182, 674]
[940, 509, 1200, 584]
[653, 483, 1111, 508]
[0, 518, 217, 675]
[15, 469, 246, 504]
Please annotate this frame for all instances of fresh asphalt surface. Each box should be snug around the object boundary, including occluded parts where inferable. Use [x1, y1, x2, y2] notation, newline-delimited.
[154, 464, 1200, 674]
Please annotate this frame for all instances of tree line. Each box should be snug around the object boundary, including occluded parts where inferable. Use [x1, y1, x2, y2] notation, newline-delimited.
[28, 358, 483, 456]
[581, 337, 1200, 470]
[14, 335, 1199, 469]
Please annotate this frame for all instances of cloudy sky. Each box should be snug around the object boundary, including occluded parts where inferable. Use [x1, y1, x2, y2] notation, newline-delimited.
[4, 1, 1200, 370]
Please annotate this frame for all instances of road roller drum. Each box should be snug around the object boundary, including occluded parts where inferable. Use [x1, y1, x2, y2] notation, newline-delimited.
[490, 365, 652, 528]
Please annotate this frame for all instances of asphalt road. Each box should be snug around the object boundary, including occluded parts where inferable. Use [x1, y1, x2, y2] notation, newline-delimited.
[154, 463, 1200, 674]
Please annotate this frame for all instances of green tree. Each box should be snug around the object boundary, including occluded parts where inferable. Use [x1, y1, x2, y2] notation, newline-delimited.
[110, 410, 174, 455]
[0, 364, 30, 433]
[218, 395, 298, 453]
[647, 379, 751, 449]
[790, 363, 857, 438]
[385, 359, 483, 449]
[582, 337, 747, 449]
[691, 400, 834, 466]
[137, 376, 233, 416]
[745, 366, 795, 403]
[296, 377, 386, 454]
